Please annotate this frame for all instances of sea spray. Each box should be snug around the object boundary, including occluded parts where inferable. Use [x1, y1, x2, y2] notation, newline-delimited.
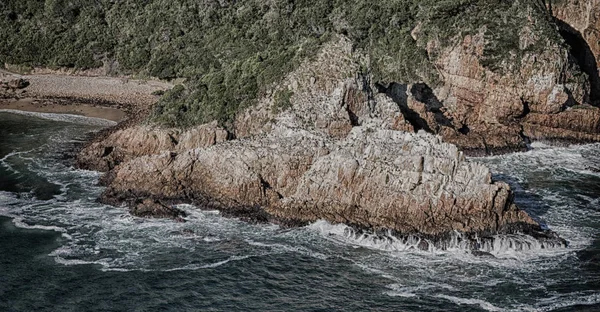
[307, 220, 568, 257]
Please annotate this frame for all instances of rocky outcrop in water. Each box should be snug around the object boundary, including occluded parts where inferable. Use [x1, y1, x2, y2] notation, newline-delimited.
[98, 123, 549, 239]
[78, 121, 229, 172]
[77, 37, 570, 248]
[129, 199, 186, 221]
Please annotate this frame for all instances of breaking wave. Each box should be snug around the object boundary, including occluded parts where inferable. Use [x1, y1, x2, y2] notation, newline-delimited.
[307, 220, 570, 259]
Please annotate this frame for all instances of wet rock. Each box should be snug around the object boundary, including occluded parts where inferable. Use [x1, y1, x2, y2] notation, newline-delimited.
[129, 199, 186, 220]
[471, 251, 495, 258]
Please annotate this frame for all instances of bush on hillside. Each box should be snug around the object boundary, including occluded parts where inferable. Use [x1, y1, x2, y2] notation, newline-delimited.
[0, 0, 564, 127]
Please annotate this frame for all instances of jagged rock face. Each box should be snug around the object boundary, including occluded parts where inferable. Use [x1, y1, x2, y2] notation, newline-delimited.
[233, 30, 600, 156]
[77, 121, 228, 172]
[523, 105, 600, 143]
[268, 128, 535, 235]
[101, 125, 537, 237]
[428, 28, 594, 154]
[552, 0, 600, 105]
[232, 37, 416, 140]
[79, 36, 570, 244]
[553, 0, 600, 69]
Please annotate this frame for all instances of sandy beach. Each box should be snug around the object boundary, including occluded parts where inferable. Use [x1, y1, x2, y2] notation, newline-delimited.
[0, 98, 127, 122]
[0, 69, 173, 122]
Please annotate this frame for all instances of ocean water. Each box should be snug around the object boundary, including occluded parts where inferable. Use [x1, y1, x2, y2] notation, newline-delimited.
[0, 111, 599, 312]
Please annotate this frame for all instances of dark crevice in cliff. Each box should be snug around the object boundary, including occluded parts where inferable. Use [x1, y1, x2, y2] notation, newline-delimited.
[259, 176, 284, 201]
[410, 83, 454, 128]
[458, 124, 470, 135]
[358, 73, 376, 112]
[377, 82, 433, 133]
[555, 19, 600, 105]
[168, 133, 179, 146]
[101, 146, 114, 158]
[519, 126, 532, 146]
[342, 86, 362, 127]
[481, 136, 491, 155]
[561, 87, 579, 111]
[516, 98, 531, 119]
[346, 105, 360, 126]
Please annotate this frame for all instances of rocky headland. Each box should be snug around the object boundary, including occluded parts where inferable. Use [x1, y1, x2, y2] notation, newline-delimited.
[5, 0, 600, 250]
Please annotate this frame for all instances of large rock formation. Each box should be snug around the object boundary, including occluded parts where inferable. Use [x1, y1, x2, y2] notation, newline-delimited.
[552, 0, 600, 71]
[79, 36, 568, 248]
[77, 121, 229, 172]
[410, 10, 600, 154]
[100, 125, 541, 239]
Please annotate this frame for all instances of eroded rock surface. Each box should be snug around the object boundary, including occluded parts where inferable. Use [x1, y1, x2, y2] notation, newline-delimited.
[77, 35, 580, 247]
[77, 121, 229, 172]
[100, 124, 543, 238]
[420, 26, 598, 154]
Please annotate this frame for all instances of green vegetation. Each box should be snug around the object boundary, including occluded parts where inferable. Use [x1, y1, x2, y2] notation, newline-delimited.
[272, 89, 294, 114]
[0, 0, 565, 127]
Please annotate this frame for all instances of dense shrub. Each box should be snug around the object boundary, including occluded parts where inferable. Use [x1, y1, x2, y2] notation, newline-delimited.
[0, 0, 564, 127]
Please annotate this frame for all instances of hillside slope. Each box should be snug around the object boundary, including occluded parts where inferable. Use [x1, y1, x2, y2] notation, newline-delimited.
[2, 0, 599, 153]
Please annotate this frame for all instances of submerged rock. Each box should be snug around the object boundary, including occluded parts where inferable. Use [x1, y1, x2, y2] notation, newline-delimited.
[129, 198, 186, 220]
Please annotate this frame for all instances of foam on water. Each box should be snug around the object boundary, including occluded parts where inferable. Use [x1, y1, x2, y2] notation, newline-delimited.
[435, 294, 504, 312]
[11, 217, 68, 234]
[0, 109, 117, 127]
[161, 255, 252, 272]
[1, 113, 600, 311]
[307, 220, 571, 260]
[530, 292, 600, 312]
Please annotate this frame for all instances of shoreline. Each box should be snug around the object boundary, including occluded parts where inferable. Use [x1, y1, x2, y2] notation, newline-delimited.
[0, 69, 172, 106]
[0, 109, 118, 127]
[0, 98, 126, 123]
[0, 68, 173, 125]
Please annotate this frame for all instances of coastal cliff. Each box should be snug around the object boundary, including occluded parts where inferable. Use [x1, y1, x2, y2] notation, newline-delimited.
[4, 0, 599, 247]
[77, 37, 567, 247]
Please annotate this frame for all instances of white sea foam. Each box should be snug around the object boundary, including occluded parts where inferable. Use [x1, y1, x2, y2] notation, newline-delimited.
[0, 109, 116, 127]
[531, 292, 600, 312]
[54, 255, 256, 273]
[162, 255, 251, 272]
[11, 217, 67, 233]
[0, 150, 27, 174]
[435, 294, 504, 312]
[307, 220, 570, 260]
[245, 239, 329, 260]
[0, 191, 19, 209]
[384, 282, 456, 298]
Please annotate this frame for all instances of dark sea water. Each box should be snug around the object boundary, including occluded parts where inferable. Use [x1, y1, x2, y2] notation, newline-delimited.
[1, 111, 600, 312]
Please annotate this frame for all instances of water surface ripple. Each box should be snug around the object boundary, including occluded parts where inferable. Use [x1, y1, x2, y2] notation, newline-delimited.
[1, 112, 599, 312]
